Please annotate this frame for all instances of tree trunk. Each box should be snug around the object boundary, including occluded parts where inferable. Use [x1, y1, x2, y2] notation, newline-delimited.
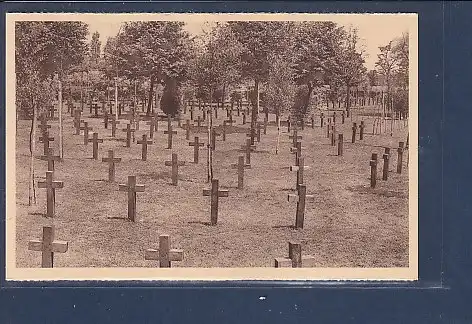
[58, 78, 63, 159]
[302, 82, 314, 117]
[146, 75, 155, 116]
[346, 84, 351, 116]
[207, 91, 213, 183]
[275, 109, 281, 155]
[251, 79, 260, 145]
[114, 78, 119, 121]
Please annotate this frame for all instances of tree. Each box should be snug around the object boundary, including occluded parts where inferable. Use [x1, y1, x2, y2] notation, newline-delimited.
[227, 21, 293, 134]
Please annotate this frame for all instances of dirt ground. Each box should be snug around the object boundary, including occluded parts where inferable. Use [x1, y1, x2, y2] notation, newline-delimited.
[15, 104, 409, 268]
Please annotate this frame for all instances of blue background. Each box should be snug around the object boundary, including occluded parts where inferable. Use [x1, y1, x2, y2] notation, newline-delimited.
[1, 1, 470, 322]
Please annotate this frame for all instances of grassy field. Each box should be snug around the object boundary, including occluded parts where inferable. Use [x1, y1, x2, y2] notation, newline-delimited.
[15, 104, 409, 268]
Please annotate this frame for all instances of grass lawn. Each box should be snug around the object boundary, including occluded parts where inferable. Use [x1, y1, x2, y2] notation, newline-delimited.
[15, 104, 409, 268]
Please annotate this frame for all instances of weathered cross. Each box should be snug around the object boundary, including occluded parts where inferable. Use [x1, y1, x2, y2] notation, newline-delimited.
[337, 134, 344, 156]
[79, 122, 93, 145]
[290, 156, 309, 191]
[221, 121, 228, 141]
[88, 132, 103, 160]
[164, 123, 177, 149]
[165, 153, 185, 186]
[28, 225, 68, 268]
[287, 184, 314, 229]
[73, 110, 82, 135]
[246, 126, 257, 145]
[239, 139, 256, 165]
[118, 175, 145, 222]
[352, 122, 358, 143]
[194, 116, 202, 132]
[397, 142, 404, 174]
[39, 132, 54, 155]
[40, 148, 61, 172]
[135, 113, 141, 131]
[37, 171, 63, 218]
[189, 136, 205, 163]
[109, 117, 120, 137]
[102, 149, 121, 182]
[290, 141, 303, 166]
[203, 179, 229, 225]
[320, 113, 324, 128]
[185, 119, 191, 140]
[359, 120, 365, 140]
[137, 134, 153, 161]
[145, 234, 184, 268]
[382, 147, 390, 181]
[274, 241, 316, 268]
[122, 123, 135, 148]
[38, 116, 51, 136]
[210, 128, 221, 151]
[370, 153, 378, 188]
[289, 129, 302, 148]
[231, 156, 251, 189]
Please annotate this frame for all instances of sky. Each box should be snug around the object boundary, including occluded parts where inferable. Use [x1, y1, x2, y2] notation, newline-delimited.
[82, 14, 414, 70]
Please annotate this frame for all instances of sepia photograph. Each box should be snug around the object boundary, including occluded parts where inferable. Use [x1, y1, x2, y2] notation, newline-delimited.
[5, 13, 418, 280]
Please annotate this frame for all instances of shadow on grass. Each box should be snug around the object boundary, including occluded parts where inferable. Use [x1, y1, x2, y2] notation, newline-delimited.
[348, 184, 407, 199]
[188, 220, 213, 226]
[107, 216, 129, 220]
[28, 212, 48, 218]
[272, 224, 296, 229]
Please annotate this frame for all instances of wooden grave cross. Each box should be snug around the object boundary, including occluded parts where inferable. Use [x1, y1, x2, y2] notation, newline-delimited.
[256, 122, 262, 142]
[370, 153, 378, 188]
[73, 110, 81, 135]
[337, 134, 344, 156]
[37, 171, 63, 218]
[164, 123, 177, 149]
[242, 112, 246, 125]
[103, 110, 109, 129]
[38, 116, 51, 136]
[88, 132, 103, 160]
[263, 117, 268, 134]
[122, 123, 135, 147]
[110, 117, 120, 137]
[210, 128, 221, 151]
[397, 142, 404, 174]
[28, 225, 68, 268]
[203, 179, 229, 225]
[359, 121, 365, 140]
[195, 116, 202, 132]
[102, 149, 121, 182]
[289, 129, 302, 148]
[146, 119, 156, 139]
[48, 105, 57, 119]
[165, 153, 185, 186]
[330, 126, 336, 146]
[290, 156, 309, 191]
[189, 136, 205, 163]
[80, 122, 93, 145]
[287, 184, 314, 229]
[290, 141, 303, 166]
[382, 147, 390, 181]
[118, 175, 145, 222]
[320, 113, 324, 128]
[145, 234, 183, 268]
[135, 113, 141, 131]
[231, 156, 251, 189]
[137, 134, 153, 161]
[341, 111, 345, 124]
[39, 132, 54, 155]
[274, 241, 315, 268]
[40, 148, 61, 172]
[239, 139, 256, 165]
[352, 122, 358, 143]
[246, 126, 257, 145]
[185, 119, 191, 140]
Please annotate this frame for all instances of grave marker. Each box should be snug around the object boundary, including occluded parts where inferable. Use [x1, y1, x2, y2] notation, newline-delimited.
[103, 110, 109, 129]
[164, 124, 177, 149]
[290, 141, 302, 166]
[80, 122, 93, 145]
[145, 234, 183, 268]
[88, 132, 103, 160]
[231, 156, 251, 189]
[239, 139, 256, 165]
[73, 110, 81, 135]
[137, 134, 153, 161]
[165, 153, 185, 186]
[337, 134, 344, 156]
[287, 184, 314, 229]
[189, 136, 204, 163]
[210, 128, 221, 150]
[320, 113, 324, 128]
[28, 225, 68, 268]
[39, 133, 54, 155]
[352, 122, 357, 143]
[122, 124, 135, 147]
[203, 179, 229, 225]
[110, 117, 120, 137]
[40, 148, 61, 172]
[370, 153, 378, 188]
[397, 142, 404, 174]
[290, 156, 309, 191]
[382, 147, 390, 181]
[274, 241, 315, 268]
[185, 119, 191, 140]
[289, 129, 302, 148]
[118, 175, 145, 222]
[37, 171, 63, 218]
[359, 121, 365, 140]
[102, 149, 121, 182]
